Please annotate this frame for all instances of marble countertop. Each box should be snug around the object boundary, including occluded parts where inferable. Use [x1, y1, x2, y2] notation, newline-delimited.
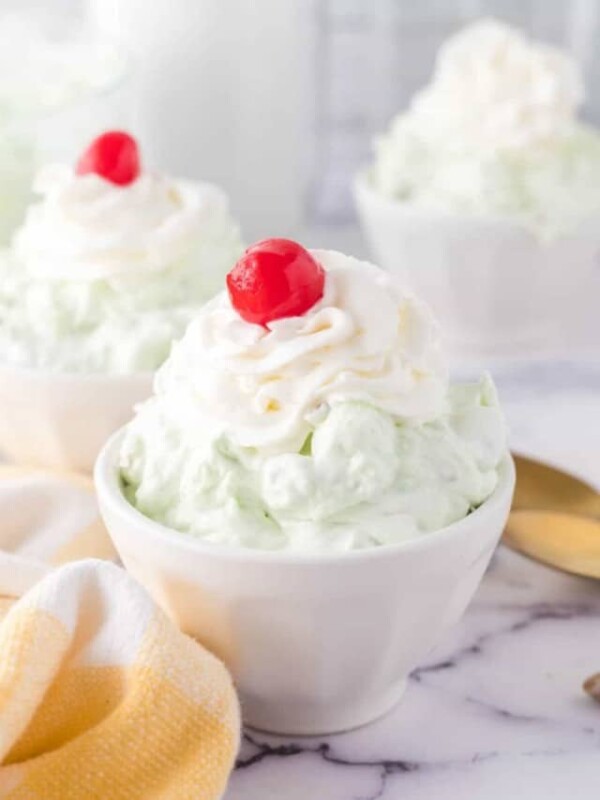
[225, 360, 600, 800]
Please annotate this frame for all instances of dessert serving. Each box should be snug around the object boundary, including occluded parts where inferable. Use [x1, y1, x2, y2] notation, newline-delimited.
[120, 238, 507, 552]
[355, 19, 600, 357]
[96, 239, 515, 734]
[0, 130, 242, 471]
[0, 130, 242, 374]
[371, 18, 600, 239]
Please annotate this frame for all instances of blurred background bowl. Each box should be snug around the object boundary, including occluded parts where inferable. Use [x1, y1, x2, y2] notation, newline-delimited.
[0, 365, 152, 472]
[354, 171, 600, 360]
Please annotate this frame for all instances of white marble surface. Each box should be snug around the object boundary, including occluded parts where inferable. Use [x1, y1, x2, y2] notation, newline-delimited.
[225, 360, 600, 800]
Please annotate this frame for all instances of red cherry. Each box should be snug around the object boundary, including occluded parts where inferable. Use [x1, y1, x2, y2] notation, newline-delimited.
[75, 131, 140, 186]
[227, 239, 325, 326]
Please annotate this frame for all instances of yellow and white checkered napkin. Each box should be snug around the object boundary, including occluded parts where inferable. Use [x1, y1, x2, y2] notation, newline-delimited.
[0, 466, 240, 799]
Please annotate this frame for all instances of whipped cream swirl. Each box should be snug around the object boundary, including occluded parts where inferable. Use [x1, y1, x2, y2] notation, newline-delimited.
[155, 250, 447, 454]
[410, 19, 583, 152]
[14, 164, 229, 281]
[370, 19, 600, 239]
[0, 160, 243, 374]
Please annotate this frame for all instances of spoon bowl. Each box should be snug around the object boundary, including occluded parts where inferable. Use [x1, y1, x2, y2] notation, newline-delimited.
[512, 454, 600, 518]
[504, 455, 600, 579]
[504, 509, 600, 579]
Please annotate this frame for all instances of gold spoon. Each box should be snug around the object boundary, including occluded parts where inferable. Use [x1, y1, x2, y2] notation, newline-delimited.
[503, 454, 600, 579]
[511, 454, 600, 518]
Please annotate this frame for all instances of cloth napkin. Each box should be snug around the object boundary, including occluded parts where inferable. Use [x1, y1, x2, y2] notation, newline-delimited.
[0, 465, 240, 800]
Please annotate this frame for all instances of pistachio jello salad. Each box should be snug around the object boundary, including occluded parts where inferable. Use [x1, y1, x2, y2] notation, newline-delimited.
[356, 19, 600, 356]
[369, 18, 600, 238]
[0, 130, 243, 374]
[119, 238, 508, 553]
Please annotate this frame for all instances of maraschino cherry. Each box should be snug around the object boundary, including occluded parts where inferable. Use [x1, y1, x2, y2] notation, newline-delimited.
[76, 131, 140, 186]
[227, 238, 325, 326]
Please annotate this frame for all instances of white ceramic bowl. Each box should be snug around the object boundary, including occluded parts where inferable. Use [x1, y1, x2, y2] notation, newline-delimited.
[354, 171, 600, 360]
[95, 429, 515, 735]
[0, 364, 152, 472]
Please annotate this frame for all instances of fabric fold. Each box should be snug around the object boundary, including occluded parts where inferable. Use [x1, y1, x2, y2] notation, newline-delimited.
[0, 467, 240, 800]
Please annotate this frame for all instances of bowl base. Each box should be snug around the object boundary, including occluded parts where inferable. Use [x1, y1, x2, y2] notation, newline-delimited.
[242, 679, 408, 737]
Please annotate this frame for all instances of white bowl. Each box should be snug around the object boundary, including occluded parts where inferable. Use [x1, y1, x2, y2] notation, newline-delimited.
[354, 171, 600, 360]
[95, 429, 515, 735]
[0, 364, 152, 472]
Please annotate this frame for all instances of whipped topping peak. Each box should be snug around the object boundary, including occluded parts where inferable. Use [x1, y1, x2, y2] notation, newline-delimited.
[154, 250, 448, 455]
[370, 19, 600, 240]
[14, 163, 230, 281]
[409, 18, 583, 152]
